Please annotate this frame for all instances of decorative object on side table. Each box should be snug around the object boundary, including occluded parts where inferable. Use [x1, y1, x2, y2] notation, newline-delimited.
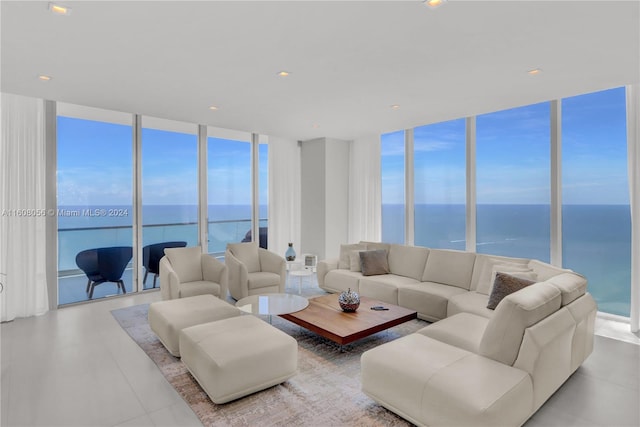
[285, 242, 296, 261]
[338, 288, 360, 312]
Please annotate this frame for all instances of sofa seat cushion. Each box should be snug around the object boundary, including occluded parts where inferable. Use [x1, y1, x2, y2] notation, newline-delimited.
[362, 334, 533, 427]
[247, 271, 281, 290]
[387, 244, 429, 281]
[422, 249, 476, 290]
[447, 291, 494, 319]
[179, 280, 223, 299]
[398, 282, 467, 322]
[417, 312, 489, 353]
[359, 274, 419, 305]
[323, 269, 363, 293]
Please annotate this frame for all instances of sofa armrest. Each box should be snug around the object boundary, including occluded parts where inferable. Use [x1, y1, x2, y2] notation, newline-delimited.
[317, 258, 339, 288]
[225, 250, 248, 300]
[258, 248, 286, 292]
[202, 254, 228, 299]
[159, 256, 180, 300]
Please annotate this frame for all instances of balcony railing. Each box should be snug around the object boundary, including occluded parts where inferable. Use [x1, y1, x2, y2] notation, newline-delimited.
[58, 218, 267, 276]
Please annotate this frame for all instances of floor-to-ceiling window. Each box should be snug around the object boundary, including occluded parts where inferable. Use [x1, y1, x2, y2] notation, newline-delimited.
[562, 87, 630, 317]
[476, 102, 551, 261]
[381, 130, 406, 244]
[414, 119, 466, 250]
[379, 86, 633, 318]
[207, 130, 252, 254]
[141, 117, 198, 289]
[57, 105, 133, 305]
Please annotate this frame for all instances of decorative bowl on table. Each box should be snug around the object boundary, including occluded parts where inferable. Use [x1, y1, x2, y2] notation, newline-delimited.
[338, 288, 360, 312]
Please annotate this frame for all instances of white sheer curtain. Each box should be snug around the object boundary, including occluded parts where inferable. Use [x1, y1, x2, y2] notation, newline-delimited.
[348, 134, 381, 243]
[627, 84, 639, 332]
[0, 93, 50, 321]
[267, 136, 301, 258]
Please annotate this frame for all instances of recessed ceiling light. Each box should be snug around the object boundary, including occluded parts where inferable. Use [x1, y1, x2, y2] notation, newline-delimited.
[38, 75, 52, 81]
[48, 3, 71, 15]
[528, 68, 542, 75]
[208, 105, 219, 111]
[423, 0, 446, 9]
[277, 71, 291, 77]
[391, 105, 400, 110]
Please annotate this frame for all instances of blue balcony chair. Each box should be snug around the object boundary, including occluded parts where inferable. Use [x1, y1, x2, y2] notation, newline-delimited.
[241, 227, 268, 249]
[75, 246, 133, 299]
[142, 241, 187, 288]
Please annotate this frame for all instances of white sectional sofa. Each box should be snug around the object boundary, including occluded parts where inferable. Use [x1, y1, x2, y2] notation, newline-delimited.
[317, 242, 597, 426]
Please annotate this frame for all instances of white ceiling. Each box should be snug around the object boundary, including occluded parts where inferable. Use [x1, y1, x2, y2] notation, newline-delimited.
[2, 1, 639, 141]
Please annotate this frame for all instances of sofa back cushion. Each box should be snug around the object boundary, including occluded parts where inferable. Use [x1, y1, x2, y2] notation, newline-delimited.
[479, 282, 562, 366]
[528, 259, 570, 281]
[227, 242, 261, 273]
[474, 256, 532, 295]
[165, 246, 203, 283]
[387, 244, 429, 281]
[360, 241, 392, 253]
[338, 243, 367, 269]
[543, 272, 587, 306]
[422, 249, 476, 290]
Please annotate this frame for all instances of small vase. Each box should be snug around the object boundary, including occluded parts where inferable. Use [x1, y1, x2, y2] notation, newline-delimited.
[285, 243, 296, 261]
[338, 288, 360, 312]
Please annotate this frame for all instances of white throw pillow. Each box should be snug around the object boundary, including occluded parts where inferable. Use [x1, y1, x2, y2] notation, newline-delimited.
[338, 243, 366, 269]
[485, 267, 538, 296]
[349, 250, 367, 272]
[476, 259, 532, 295]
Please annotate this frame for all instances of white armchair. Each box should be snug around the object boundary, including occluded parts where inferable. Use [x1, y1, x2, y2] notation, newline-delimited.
[225, 242, 286, 300]
[159, 246, 228, 300]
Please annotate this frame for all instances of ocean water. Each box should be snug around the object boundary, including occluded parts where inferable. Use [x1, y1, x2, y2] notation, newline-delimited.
[57, 205, 266, 273]
[383, 203, 631, 317]
[58, 203, 631, 317]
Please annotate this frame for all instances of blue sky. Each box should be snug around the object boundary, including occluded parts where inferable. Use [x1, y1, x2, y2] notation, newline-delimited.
[57, 118, 268, 207]
[58, 87, 628, 210]
[382, 86, 629, 205]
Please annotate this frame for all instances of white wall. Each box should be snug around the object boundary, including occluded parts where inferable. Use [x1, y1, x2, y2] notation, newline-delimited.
[300, 137, 350, 260]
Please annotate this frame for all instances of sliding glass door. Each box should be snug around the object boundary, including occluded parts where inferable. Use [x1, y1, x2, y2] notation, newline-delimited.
[57, 104, 133, 304]
[141, 117, 198, 289]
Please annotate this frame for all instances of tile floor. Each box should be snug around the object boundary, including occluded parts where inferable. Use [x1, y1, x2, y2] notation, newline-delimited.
[1, 279, 638, 427]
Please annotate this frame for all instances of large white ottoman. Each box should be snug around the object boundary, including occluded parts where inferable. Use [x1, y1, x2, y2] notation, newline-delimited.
[179, 315, 298, 404]
[148, 294, 241, 357]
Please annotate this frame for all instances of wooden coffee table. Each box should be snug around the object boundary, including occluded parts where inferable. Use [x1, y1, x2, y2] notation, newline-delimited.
[279, 293, 417, 346]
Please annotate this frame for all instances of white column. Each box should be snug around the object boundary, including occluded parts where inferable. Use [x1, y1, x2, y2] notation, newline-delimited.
[626, 84, 640, 332]
[251, 133, 260, 248]
[550, 100, 563, 267]
[44, 100, 58, 310]
[132, 114, 143, 292]
[198, 125, 208, 253]
[405, 128, 415, 246]
[465, 116, 477, 252]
